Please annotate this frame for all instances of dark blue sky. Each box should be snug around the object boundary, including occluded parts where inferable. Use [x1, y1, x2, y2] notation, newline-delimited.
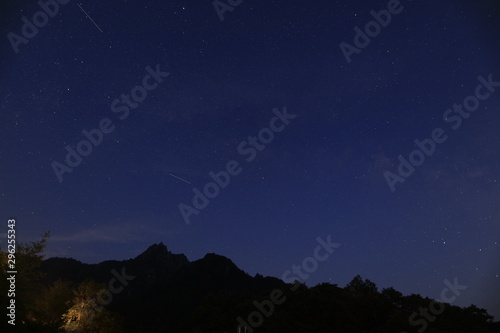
[1, 0, 500, 320]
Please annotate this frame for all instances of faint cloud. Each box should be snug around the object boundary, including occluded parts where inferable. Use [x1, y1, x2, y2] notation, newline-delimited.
[50, 223, 173, 244]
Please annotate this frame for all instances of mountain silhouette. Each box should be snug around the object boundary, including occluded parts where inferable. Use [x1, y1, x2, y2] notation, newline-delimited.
[35, 243, 500, 333]
[39, 243, 286, 331]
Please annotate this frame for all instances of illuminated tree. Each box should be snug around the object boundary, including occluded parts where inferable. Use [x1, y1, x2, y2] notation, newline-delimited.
[61, 279, 124, 333]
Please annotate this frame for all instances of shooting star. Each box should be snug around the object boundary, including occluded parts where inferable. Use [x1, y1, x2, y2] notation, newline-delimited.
[169, 173, 192, 185]
[77, 3, 103, 33]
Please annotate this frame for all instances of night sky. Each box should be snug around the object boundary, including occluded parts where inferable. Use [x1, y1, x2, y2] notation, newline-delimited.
[1, 0, 500, 320]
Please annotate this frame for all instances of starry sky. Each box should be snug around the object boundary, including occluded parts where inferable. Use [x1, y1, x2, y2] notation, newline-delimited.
[1, 0, 500, 320]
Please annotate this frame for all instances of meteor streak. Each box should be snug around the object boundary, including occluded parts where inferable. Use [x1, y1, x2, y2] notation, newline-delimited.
[78, 3, 103, 33]
[169, 173, 192, 185]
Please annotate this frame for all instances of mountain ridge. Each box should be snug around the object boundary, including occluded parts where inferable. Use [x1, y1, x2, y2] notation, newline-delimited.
[35, 243, 500, 333]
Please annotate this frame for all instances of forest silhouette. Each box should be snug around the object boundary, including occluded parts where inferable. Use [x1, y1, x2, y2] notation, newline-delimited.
[1, 233, 499, 332]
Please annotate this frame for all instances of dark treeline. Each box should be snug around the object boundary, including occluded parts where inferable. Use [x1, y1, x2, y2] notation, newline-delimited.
[1, 234, 499, 332]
